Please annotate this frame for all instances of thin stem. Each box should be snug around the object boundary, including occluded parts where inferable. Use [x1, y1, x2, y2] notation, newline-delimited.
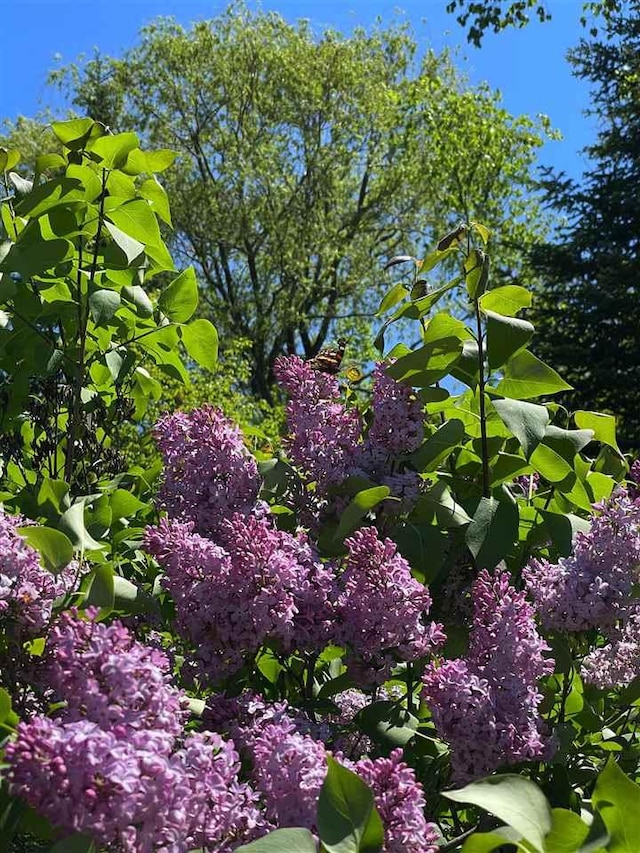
[474, 299, 490, 498]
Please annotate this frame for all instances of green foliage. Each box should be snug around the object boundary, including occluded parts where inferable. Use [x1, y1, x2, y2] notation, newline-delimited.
[530, 2, 640, 451]
[44, 3, 551, 399]
[0, 119, 218, 498]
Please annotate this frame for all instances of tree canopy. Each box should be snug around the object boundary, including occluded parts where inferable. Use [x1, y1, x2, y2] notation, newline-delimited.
[531, 1, 640, 449]
[23, 5, 552, 399]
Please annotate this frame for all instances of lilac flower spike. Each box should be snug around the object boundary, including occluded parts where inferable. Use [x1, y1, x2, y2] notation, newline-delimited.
[423, 569, 554, 782]
[154, 404, 261, 536]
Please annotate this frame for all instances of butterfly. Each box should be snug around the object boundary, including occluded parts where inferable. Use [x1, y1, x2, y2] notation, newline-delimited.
[306, 338, 347, 375]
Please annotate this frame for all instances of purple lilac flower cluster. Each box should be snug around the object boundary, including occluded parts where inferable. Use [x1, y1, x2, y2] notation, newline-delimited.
[0, 509, 75, 641]
[274, 356, 425, 513]
[145, 513, 334, 681]
[154, 405, 262, 537]
[581, 608, 640, 688]
[337, 527, 445, 683]
[6, 610, 262, 852]
[422, 569, 554, 782]
[524, 488, 640, 632]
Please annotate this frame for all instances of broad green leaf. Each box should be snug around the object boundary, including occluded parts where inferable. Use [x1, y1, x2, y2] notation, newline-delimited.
[34, 154, 65, 175]
[393, 521, 445, 582]
[139, 176, 172, 226]
[334, 486, 391, 541]
[180, 319, 219, 371]
[385, 336, 463, 387]
[466, 496, 519, 569]
[235, 828, 317, 853]
[464, 248, 489, 300]
[592, 758, 640, 852]
[491, 398, 549, 458]
[411, 418, 465, 471]
[493, 350, 572, 400]
[556, 472, 594, 513]
[51, 118, 101, 150]
[104, 220, 146, 264]
[423, 310, 471, 344]
[485, 310, 534, 369]
[377, 282, 409, 316]
[59, 502, 105, 552]
[489, 452, 529, 487]
[0, 235, 73, 278]
[356, 701, 419, 748]
[317, 755, 384, 853]
[460, 831, 520, 852]
[450, 339, 481, 388]
[113, 576, 159, 615]
[574, 410, 621, 454]
[530, 444, 573, 483]
[158, 267, 199, 322]
[544, 808, 592, 853]
[479, 284, 532, 316]
[0, 688, 12, 724]
[544, 425, 594, 461]
[122, 284, 154, 318]
[540, 510, 590, 557]
[0, 147, 20, 172]
[82, 563, 115, 611]
[89, 289, 121, 325]
[420, 481, 472, 528]
[106, 198, 173, 269]
[109, 488, 147, 519]
[387, 275, 462, 323]
[444, 775, 552, 853]
[88, 132, 139, 169]
[16, 525, 74, 573]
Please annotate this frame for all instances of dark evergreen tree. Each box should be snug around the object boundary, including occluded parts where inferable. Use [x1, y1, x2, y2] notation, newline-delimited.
[531, 1, 640, 450]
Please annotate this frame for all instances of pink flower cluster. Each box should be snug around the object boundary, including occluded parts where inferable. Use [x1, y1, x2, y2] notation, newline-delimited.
[154, 404, 262, 537]
[274, 356, 425, 513]
[524, 488, 640, 632]
[0, 509, 75, 640]
[147, 516, 443, 684]
[5, 610, 262, 852]
[581, 608, 640, 688]
[422, 569, 554, 782]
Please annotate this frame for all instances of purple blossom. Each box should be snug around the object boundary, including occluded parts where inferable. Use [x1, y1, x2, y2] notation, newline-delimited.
[423, 569, 554, 782]
[581, 607, 640, 689]
[0, 509, 76, 640]
[45, 609, 186, 749]
[5, 718, 261, 853]
[154, 405, 261, 537]
[336, 526, 445, 682]
[524, 488, 640, 632]
[364, 364, 424, 456]
[250, 720, 328, 828]
[274, 355, 362, 496]
[355, 749, 440, 853]
[145, 514, 334, 681]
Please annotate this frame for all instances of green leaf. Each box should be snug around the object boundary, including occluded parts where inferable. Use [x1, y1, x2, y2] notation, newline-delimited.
[460, 831, 520, 852]
[59, 502, 105, 552]
[530, 444, 573, 483]
[544, 425, 594, 460]
[444, 774, 552, 853]
[540, 510, 590, 557]
[234, 828, 317, 853]
[317, 755, 384, 853]
[139, 176, 172, 226]
[0, 688, 12, 724]
[479, 284, 532, 316]
[113, 576, 159, 615]
[464, 248, 489, 300]
[180, 319, 219, 371]
[466, 496, 519, 569]
[491, 398, 549, 459]
[16, 526, 74, 573]
[88, 132, 139, 169]
[122, 284, 154, 318]
[334, 486, 391, 542]
[89, 289, 121, 325]
[356, 701, 419, 748]
[158, 267, 199, 322]
[0, 147, 20, 172]
[385, 337, 463, 387]
[82, 563, 115, 612]
[485, 310, 534, 370]
[411, 418, 465, 471]
[51, 118, 96, 149]
[420, 481, 472, 528]
[0, 235, 73, 278]
[493, 350, 572, 400]
[104, 220, 146, 264]
[592, 758, 640, 852]
[377, 282, 409, 316]
[544, 808, 592, 853]
[109, 488, 146, 519]
[574, 410, 621, 454]
[106, 198, 173, 269]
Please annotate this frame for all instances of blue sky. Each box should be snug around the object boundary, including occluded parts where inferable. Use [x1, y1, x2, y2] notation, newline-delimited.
[1, 0, 596, 180]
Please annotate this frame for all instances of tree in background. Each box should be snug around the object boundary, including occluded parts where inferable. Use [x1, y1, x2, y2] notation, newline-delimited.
[529, 1, 640, 450]
[27, 4, 551, 399]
